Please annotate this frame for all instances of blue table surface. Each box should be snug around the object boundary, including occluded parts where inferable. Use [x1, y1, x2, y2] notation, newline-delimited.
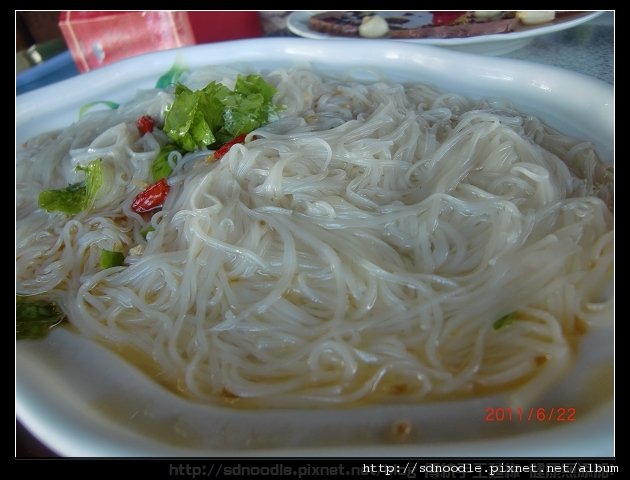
[502, 11, 613, 85]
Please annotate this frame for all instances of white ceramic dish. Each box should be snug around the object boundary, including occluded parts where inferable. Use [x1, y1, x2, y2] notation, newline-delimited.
[16, 38, 614, 457]
[287, 11, 604, 56]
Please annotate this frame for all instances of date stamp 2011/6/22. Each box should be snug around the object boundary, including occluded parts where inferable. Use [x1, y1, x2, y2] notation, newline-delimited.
[484, 407, 576, 423]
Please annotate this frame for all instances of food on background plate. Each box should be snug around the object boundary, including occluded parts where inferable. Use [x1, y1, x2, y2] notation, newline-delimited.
[16, 63, 613, 409]
[308, 11, 584, 39]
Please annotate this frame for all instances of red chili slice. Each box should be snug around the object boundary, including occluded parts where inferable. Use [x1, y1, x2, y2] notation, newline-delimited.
[131, 178, 170, 213]
[430, 11, 467, 26]
[213, 134, 248, 161]
[137, 115, 155, 135]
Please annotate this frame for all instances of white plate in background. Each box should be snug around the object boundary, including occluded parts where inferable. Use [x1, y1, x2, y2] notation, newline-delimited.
[287, 11, 604, 56]
[16, 38, 614, 456]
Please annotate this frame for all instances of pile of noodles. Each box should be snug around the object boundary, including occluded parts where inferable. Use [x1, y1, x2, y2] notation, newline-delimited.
[16, 66, 613, 407]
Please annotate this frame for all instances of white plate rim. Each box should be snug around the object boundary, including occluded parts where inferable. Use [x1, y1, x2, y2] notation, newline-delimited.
[287, 11, 604, 46]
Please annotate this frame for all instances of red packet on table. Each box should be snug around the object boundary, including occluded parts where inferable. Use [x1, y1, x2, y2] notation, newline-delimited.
[59, 11, 195, 73]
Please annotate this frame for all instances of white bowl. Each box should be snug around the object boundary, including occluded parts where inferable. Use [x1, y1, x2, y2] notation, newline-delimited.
[16, 38, 614, 457]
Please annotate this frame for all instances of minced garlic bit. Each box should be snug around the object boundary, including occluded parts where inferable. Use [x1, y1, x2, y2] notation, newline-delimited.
[516, 11, 555, 25]
[129, 244, 145, 256]
[359, 15, 390, 38]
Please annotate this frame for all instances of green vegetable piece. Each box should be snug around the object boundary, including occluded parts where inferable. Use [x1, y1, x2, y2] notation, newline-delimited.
[140, 225, 155, 239]
[38, 159, 103, 215]
[235, 74, 276, 103]
[151, 145, 181, 181]
[78, 100, 119, 117]
[163, 74, 277, 152]
[37, 182, 87, 215]
[78, 160, 103, 205]
[100, 249, 125, 269]
[16, 296, 66, 340]
[493, 312, 516, 331]
[164, 87, 217, 151]
[155, 56, 188, 89]
[222, 92, 266, 137]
